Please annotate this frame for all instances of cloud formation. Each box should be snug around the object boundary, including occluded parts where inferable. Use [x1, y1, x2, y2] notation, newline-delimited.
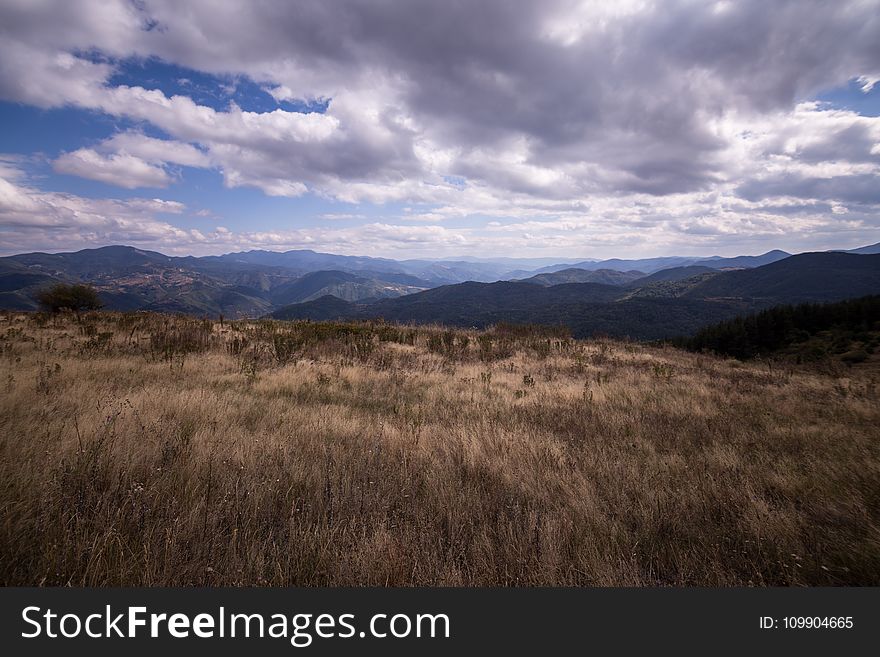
[0, 158, 473, 256]
[52, 132, 211, 189]
[0, 0, 879, 256]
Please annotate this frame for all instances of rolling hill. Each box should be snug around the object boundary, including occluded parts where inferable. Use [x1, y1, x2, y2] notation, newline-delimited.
[267, 270, 426, 305]
[846, 241, 880, 255]
[208, 249, 534, 284]
[270, 251, 880, 339]
[628, 265, 716, 284]
[2, 243, 878, 329]
[678, 295, 880, 362]
[266, 294, 356, 321]
[698, 249, 791, 269]
[0, 246, 431, 316]
[532, 250, 792, 275]
[683, 252, 880, 303]
[522, 268, 645, 286]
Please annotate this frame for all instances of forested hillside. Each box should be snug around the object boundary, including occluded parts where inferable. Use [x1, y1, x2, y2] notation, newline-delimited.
[679, 296, 880, 362]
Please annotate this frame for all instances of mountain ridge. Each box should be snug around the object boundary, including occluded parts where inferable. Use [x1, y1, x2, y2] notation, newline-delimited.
[2, 242, 878, 323]
[269, 252, 880, 339]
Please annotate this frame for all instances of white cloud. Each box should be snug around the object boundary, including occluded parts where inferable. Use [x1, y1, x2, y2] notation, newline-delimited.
[319, 213, 367, 220]
[0, 42, 115, 108]
[102, 132, 211, 169]
[51, 132, 211, 190]
[53, 149, 172, 189]
[0, 163, 476, 256]
[856, 75, 879, 93]
[0, 0, 879, 255]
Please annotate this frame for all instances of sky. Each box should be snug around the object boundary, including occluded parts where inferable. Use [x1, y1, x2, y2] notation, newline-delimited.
[0, 0, 879, 260]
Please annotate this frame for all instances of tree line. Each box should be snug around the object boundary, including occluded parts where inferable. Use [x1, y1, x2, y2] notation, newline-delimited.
[676, 295, 880, 359]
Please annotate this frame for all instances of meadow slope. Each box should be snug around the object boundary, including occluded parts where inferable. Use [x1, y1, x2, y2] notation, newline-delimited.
[1, 312, 878, 586]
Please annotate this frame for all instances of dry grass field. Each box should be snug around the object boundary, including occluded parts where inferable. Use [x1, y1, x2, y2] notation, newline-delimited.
[1, 311, 878, 586]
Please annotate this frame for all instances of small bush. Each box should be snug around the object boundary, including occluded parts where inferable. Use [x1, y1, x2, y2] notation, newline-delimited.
[36, 284, 103, 313]
[841, 349, 869, 364]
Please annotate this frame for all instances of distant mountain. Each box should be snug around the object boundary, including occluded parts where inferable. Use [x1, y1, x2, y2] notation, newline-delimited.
[623, 271, 720, 300]
[0, 246, 293, 315]
[268, 270, 426, 305]
[522, 268, 645, 286]
[208, 249, 403, 276]
[699, 250, 791, 269]
[271, 279, 623, 326]
[269, 251, 880, 339]
[6, 245, 174, 279]
[683, 252, 880, 303]
[212, 250, 528, 284]
[628, 265, 716, 285]
[0, 259, 61, 309]
[846, 241, 880, 255]
[532, 250, 791, 275]
[270, 295, 356, 321]
[0, 246, 427, 316]
[3, 244, 878, 331]
[534, 256, 697, 275]
[437, 255, 594, 268]
[397, 259, 528, 284]
[141, 282, 274, 317]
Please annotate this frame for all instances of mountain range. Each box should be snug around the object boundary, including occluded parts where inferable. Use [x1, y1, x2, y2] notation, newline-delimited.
[270, 251, 880, 339]
[1, 242, 878, 338]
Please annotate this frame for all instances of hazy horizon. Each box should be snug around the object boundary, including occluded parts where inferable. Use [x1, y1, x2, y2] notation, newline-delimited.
[1, 240, 873, 264]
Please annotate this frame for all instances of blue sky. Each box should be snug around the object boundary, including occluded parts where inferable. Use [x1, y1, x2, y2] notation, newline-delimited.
[0, 59, 391, 234]
[0, 0, 878, 259]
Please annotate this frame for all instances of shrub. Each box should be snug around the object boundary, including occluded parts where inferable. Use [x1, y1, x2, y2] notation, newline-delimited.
[426, 333, 444, 354]
[36, 284, 103, 313]
[841, 349, 869, 364]
[272, 333, 300, 364]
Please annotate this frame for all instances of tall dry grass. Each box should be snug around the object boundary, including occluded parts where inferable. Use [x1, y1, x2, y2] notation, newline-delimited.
[0, 311, 878, 585]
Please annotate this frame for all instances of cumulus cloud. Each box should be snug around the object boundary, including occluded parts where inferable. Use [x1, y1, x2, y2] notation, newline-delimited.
[0, 162, 196, 256]
[1, 160, 876, 257]
[0, 162, 475, 256]
[53, 149, 172, 188]
[102, 132, 211, 169]
[52, 132, 212, 189]
[0, 0, 879, 254]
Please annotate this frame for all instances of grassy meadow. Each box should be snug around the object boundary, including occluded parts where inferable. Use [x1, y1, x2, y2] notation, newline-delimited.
[0, 311, 878, 586]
